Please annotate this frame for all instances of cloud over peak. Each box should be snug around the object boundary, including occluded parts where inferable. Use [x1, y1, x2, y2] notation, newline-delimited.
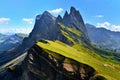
[48, 8, 63, 14]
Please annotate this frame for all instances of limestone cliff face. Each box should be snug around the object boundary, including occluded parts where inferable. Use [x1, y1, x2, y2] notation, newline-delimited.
[29, 11, 56, 40]
[22, 6, 89, 48]
[0, 7, 93, 80]
[1, 44, 96, 80]
[59, 7, 89, 41]
[20, 45, 96, 80]
[18, 7, 93, 80]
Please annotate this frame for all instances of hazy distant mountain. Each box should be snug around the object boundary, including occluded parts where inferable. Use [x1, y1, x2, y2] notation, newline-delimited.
[0, 33, 28, 52]
[86, 23, 120, 50]
[0, 33, 8, 43]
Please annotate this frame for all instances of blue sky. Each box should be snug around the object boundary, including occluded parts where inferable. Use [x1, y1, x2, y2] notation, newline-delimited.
[0, 0, 120, 34]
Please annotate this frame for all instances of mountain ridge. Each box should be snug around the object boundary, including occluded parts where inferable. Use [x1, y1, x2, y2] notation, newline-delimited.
[0, 7, 120, 80]
[21, 6, 89, 49]
[86, 23, 120, 51]
[0, 33, 27, 52]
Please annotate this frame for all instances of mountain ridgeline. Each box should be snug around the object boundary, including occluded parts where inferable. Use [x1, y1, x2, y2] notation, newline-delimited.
[23, 7, 89, 48]
[86, 23, 120, 51]
[0, 33, 27, 52]
[1, 7, 120, 80]
[0, 7, 89, 66]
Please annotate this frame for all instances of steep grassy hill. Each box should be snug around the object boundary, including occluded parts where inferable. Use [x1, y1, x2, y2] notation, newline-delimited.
[36, 24, 120, 80]
[1, 7, 120, 80]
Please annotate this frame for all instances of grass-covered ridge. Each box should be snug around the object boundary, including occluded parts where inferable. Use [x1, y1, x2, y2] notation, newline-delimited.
[37, 40, 120, 80]
[59, 23, 82, 37]
[58, 23, 84, 44]
[36, 23, 120, 80]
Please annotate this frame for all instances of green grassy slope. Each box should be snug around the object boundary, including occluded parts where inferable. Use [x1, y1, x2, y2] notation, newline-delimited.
[37, 40, 120, 80]
[36, 23, 120, 80]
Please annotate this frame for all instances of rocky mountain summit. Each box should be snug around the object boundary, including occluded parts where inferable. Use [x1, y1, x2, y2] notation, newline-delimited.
[0, 6, 92, 80]
[23, 7, 89, 48]
[1, 7, 113, 80]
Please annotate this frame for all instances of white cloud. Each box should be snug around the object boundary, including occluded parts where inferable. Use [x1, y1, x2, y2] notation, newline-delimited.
[96, 22, 120, 32]
[111, 25, 120, 32]
[96, 22, 111, 28]
[0, 18, 10, 24]
[0, 28, 32, 34]
[95, 15, 104, 18]
[48, 8, 63, 14]
[22, 18, 34, 24]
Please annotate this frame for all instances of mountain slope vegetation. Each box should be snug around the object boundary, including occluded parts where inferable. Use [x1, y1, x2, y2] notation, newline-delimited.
[0, 7, 120, 80]
[36, 23, 120, 80]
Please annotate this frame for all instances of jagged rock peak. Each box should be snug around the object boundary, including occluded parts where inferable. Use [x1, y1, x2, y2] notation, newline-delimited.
[70, 6, 81, 19]
[36, 14, 41, 20]
[42, 11, 51, 16]
[36, 11, 56, 21]
[70, 6, 77, 14]
[65, 11, 69, 16]
[62, 6, 83, 22]
[63, 11, 69, 18]
[61, 6, 89, 41]
[56, 15, 62, 22]
[63, 6, 79, 17]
